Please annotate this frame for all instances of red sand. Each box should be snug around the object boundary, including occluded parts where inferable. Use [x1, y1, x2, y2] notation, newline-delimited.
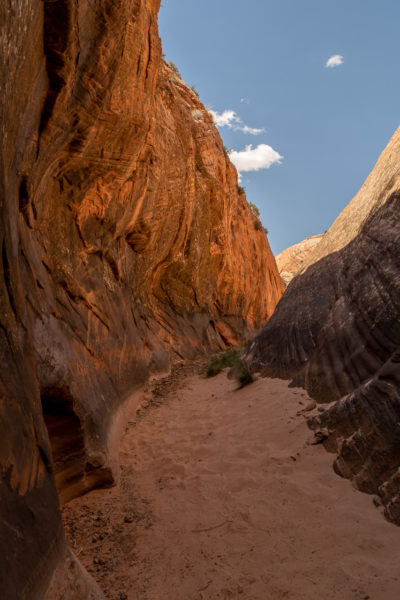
[63, 364, 400, 600]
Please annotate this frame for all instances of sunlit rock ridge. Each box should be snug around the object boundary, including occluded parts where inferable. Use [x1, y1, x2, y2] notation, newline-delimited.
[276, 233, 325, 285]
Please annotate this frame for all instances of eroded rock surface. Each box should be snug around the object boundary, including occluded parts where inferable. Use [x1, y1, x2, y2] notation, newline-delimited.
[247, 128, 400, 524]
[276, 233, 324, 285]
[0, 1, 283, 597]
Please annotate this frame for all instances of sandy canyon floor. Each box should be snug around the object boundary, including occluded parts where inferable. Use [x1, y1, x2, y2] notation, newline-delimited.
[62, 363, 400, 600]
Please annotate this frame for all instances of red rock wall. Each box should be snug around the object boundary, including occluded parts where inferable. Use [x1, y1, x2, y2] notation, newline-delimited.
[0, 1, 283, 597]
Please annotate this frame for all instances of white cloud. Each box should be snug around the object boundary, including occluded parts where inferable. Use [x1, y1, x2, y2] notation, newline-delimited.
[325, 54, 344, 68]
[229, 144, 283, 175]
[209, 109, 240, 128]
[240, 98, 250, 104]
[209, 109, 264, 135]
[240, 125, 265, 135]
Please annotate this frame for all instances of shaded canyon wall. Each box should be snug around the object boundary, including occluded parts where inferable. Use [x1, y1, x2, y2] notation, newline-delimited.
[247, 127, 400, 524]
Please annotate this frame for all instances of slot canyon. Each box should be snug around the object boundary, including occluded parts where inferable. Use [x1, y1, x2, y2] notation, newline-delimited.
[1, 1, 399, 599]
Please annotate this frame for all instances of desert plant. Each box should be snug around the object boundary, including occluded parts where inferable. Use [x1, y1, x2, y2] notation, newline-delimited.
[205, 358, 224, 378]
[190, 85, 199, 97]
[205, 348, 255, 389]
[249, 202, 260, 217]
[254, 220, 262, 231]
[264, 227, 269, 235]
[169, 73, 180, 84]
[205, 348, 239, 377]
[226, 358, 256, 389]
[168, 60, 180, 76]
[236, 365, 255, 388]
[237, 184, 246, 195]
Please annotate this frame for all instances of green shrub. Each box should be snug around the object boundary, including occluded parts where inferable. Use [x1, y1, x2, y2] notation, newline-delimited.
[237, 366, 255, 388]
[190, 85, 199, 97]
[205, 348, 239, 377]
[204, 349, 255, 389]
[205, 358, 221, 378]
[228, 360, 255, 388]
[168, 60, 180, 76]
[169, 73, 180, 84]
[249, 202, 260, 217]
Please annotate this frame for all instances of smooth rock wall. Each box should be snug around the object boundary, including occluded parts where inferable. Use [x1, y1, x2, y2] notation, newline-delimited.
[247, 129, 400, 524]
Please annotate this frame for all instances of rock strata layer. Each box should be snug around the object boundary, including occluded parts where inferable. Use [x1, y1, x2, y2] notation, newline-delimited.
[247, 127, 400, 524]
[276, 233, 324, 284]
[0, 1, 283, 597]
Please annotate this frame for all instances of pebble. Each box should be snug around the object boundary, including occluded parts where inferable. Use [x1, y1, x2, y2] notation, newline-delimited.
[304, 401, 317, 411]
[124, 515, 134, 523]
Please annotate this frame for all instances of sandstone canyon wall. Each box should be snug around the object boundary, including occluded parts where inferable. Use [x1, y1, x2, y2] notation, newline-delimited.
[0, 1, 283, 597]
[247, 127, 400, 524]
[276, 233, 324, 285]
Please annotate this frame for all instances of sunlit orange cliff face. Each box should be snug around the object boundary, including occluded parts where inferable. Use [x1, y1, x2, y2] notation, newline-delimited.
[0, 1, 283, 597]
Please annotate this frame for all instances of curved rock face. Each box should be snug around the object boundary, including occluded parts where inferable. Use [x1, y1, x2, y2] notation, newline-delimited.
[247, 128, 400, 524]
[276, 233, 324, 285]
[1, 1, 283, 597]
[302, 126, 400, 270]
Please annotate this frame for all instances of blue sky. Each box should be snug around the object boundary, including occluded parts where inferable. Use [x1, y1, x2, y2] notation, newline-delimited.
[159, 0, 400, 254]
